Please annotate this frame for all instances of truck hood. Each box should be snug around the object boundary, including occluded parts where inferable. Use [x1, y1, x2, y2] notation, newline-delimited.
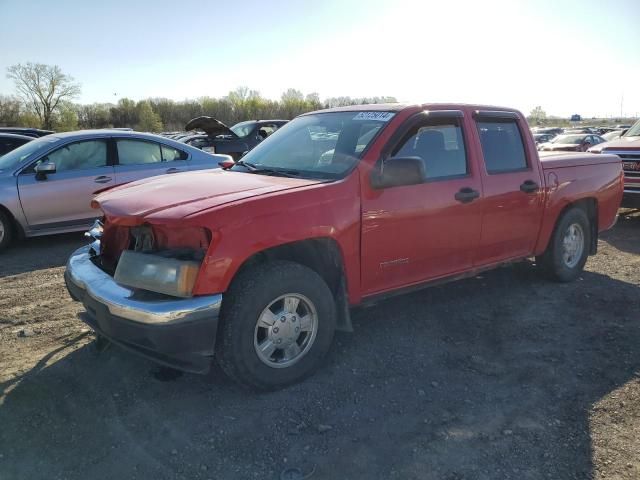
[94, 170, 324, 224]
[588, 136, 640, 153]
[185, 116, 236, 138]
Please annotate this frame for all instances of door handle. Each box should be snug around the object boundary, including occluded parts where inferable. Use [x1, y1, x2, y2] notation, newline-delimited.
[454, 187, 480, 203]
[520, 180, 539, 194]
[165, 167, 181, 174]
[94, 176, 113, 184]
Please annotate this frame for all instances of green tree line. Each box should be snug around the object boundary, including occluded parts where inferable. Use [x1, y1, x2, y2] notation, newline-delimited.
[0, 87, 397, 133]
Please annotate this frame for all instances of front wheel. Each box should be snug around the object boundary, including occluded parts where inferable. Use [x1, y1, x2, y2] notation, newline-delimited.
[0, 210, 14, 252]
[537, 207, 591, 282]
[216, 261, 336, 390]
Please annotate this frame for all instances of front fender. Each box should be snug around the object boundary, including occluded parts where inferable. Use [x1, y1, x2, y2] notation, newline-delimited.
[191, 174, 363, 303]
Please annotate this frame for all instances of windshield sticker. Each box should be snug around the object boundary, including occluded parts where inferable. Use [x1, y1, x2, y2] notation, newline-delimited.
[353, 111, 395, 122]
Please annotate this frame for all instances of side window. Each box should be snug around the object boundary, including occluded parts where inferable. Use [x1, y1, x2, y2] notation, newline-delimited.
[45, 140, 107, 172]
[116, 140, 162, 165]
[257, 124, 278, 139]
[476, 120, 527, 173]
[189, 138, 210, 149]
[390, 119, 468, 180]
[161, 144, 188, 161]
[0, 140, 17, 156]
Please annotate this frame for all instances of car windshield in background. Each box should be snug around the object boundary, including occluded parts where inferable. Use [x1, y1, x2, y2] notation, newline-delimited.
[0, 136, 56, 171]
[551, 134, 584, 144]
[232, 111, 392, 179]
[624, 120, 640, 137]
[230, 121, 255, 138]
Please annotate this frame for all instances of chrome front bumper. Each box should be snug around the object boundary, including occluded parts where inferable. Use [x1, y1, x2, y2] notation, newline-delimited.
[64, 246, 223, 373]
[65, 246, 222, 325]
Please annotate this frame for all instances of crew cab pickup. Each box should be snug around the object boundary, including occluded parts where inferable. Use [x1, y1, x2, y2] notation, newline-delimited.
[65, 103, 623, 390]
[588, 118, 640, 207]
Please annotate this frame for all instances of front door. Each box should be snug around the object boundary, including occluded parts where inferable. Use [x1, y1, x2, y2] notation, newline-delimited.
[360, 112, 483, 295]
[17, 139, 113, 230]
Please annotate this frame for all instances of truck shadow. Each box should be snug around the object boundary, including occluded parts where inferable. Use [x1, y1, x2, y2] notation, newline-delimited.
[600, 209, 640, 255]
[0, 263, 638, 479]
[0, 233, 85, 278]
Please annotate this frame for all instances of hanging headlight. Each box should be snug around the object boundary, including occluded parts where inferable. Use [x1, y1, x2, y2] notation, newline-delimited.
[114, 250, 201, 298]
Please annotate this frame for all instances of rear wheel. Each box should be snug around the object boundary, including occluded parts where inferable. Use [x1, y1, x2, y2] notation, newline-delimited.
[0, 210, 14, 252]
[217, 261, 336, 390]
[537, 207, 590, 282]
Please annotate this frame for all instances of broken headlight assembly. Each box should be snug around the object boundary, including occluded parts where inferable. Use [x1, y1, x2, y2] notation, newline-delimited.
[114, 250, 201, 298]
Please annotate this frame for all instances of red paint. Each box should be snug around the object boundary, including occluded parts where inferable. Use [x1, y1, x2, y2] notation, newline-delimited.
[93, 104, 623, 304]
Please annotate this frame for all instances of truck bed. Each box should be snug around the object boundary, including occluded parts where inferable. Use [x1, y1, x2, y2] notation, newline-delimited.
[538, 151, 621, 169]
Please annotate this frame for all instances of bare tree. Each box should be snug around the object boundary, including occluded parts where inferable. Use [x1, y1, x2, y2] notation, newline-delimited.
[7, 63, 81, 129]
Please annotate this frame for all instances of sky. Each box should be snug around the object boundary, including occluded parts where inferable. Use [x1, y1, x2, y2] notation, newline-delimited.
[1, 0, 639, 118]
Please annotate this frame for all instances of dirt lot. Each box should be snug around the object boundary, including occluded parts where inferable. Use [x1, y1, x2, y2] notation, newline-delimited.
[1, 212, 639, 480]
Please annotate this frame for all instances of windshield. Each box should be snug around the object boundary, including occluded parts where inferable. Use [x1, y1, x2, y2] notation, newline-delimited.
[231, 111, 392, 179]
[230, 121, 256, 138]
[0, 136, 57, 172]
[551, 134, 585, 145]
[624, 119, 640, 137]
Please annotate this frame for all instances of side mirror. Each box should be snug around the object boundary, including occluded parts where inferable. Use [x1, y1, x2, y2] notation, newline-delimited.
[218, 156, 235, 169]
[35, 161, 56, 180]
[371, 156, 426, 189]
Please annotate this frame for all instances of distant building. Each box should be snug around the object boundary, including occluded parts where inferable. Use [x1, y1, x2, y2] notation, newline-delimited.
[570, 114, 582, 122]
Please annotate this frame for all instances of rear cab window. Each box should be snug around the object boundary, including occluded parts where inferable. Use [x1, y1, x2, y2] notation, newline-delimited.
[476, 118, 528, 174]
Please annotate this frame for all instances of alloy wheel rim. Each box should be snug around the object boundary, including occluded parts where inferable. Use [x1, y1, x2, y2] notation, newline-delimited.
[562, 223, 584, 268]
[254, 293, 318, 369]
[0, 220, 4, 244]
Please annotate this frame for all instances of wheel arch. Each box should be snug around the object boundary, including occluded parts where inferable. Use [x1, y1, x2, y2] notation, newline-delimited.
[539, 197, 598, 255]
[0, 203, 25, 241]
[230, 237, 353, 332]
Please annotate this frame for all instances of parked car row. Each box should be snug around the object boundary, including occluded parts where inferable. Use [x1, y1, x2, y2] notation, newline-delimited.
[531, 126, 631, 151]
[538, 133, 607, 152]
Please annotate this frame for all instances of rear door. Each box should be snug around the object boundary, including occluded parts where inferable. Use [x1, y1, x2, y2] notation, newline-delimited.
[113, 138, 190, 185]
[472, 111, 545, 266]
[360, 111, 484, 294]
[17, 139, 113, 230]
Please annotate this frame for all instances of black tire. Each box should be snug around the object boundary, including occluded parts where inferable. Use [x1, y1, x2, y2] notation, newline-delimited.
[0, 210, 14, 252]
[216, 260, 336, 390]
[536, 207, 591, 282]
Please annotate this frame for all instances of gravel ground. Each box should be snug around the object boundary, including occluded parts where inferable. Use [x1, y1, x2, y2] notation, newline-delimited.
[1, 211, 639, 480]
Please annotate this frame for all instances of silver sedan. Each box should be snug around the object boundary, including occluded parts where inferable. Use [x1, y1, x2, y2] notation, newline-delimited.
[0, 129, 226, 251]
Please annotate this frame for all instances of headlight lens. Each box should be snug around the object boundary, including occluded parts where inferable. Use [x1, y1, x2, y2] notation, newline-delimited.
[114, 250, 200, 298]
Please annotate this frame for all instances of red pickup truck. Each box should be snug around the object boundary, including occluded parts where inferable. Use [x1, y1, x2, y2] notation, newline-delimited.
[65, 103, 623, 390]
[588, 118, 640, 207]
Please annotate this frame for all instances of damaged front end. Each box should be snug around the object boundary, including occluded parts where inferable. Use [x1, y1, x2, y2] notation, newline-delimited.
[90, 219, 211, 298]
[64, 217, 222, 373]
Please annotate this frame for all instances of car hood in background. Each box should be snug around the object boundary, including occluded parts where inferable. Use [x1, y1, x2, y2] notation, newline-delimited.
[185, 116, 237, 138]
[588, 136, 640, 153]
[94, 169, 324, 224]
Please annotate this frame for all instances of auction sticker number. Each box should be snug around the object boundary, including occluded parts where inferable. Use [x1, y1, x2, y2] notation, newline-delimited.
[353, 112, 395, 122]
